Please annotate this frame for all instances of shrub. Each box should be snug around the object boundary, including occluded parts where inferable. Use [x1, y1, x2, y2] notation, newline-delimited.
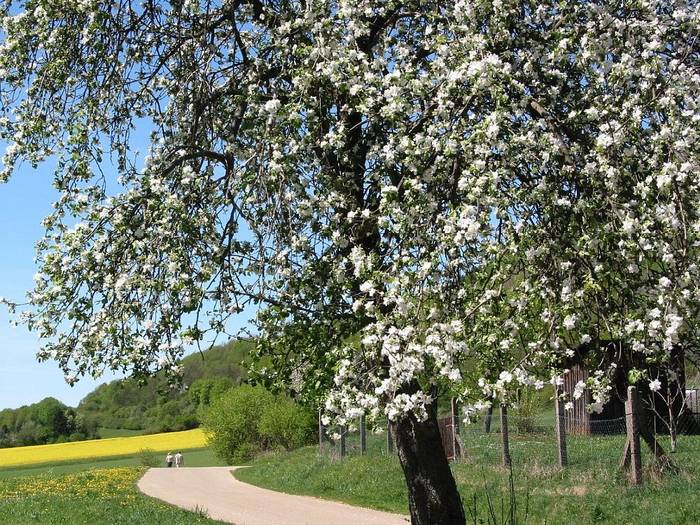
[203, 385, 315, 463]
[512, 387, 549, 434]
[258, 399, 316, 451]
[202, 385, 275, 463]
[137, 448, 160, 467]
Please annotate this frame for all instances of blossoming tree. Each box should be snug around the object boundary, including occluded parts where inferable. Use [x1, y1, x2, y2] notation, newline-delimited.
[1, 1, 699, 523]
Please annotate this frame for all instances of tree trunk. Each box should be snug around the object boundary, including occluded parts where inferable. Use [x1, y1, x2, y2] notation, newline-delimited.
[394, 402, 466, 525]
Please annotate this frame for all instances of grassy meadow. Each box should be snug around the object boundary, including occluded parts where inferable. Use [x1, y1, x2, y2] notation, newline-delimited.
[0, 429, 228, 524]
[237, 431, 700, 524]
[0, 466, 227, 524]
[1, 418, 697, 524]
[97, 427, 145, 438]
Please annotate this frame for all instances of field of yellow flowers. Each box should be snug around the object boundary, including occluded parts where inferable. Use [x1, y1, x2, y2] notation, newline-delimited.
[0, 466, 222, 524]
[0, 428, 207, 468]
[0, 467, 140, 500]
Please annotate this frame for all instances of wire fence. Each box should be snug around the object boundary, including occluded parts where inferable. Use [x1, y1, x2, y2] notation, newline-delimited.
[458, 414, 628, 470]
[318, 387, 700, 479]
[318, 415, 394, 459]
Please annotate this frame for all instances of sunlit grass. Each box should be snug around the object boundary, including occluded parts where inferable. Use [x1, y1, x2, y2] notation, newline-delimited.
[0, 467, 225, 524]
[238, 434, 700, 524]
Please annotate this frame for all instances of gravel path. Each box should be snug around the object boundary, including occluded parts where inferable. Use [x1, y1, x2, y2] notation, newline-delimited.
[138, 466, 409, 525]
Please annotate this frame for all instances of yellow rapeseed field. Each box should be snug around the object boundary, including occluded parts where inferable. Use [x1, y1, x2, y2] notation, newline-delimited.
[0, 428, 207, 468]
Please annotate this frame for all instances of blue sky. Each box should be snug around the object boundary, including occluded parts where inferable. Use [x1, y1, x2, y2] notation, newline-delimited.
[0, 146, 257, 410]
[0, 159, 125, 409]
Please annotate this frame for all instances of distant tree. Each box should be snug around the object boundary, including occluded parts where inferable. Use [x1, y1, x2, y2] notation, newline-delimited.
[0, 397, 100, 447]
[32, 397, 70, 439]
[189, 377, 234, 407]
[15, 420, 46, 446]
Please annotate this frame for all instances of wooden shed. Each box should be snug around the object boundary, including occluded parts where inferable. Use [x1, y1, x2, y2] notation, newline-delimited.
[562, 364, 625, 435]
[561, 342, 699, 435]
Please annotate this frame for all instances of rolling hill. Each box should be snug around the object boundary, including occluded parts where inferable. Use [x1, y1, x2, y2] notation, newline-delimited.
[76, 339, 254, 434]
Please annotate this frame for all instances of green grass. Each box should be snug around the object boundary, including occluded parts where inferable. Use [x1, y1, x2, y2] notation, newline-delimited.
[238, 446, 407, 513]
[0, 446, 230, 523]
[237, 432, 700, 524]
[0, 447, 226, 479]
[0, 467, 227, 524]
[97, 427, 145, 438]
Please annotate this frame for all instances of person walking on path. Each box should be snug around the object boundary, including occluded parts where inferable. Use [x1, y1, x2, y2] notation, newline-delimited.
[165, 452, 174, 468]
[174, 451, 183, 468]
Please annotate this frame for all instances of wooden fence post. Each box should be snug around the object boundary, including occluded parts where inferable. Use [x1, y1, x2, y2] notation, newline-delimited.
[484, 405, 493, 433]
[339, 425, 346, 458]
[387, 423, 394, 454]
[318, 409, 324, 452]
[555, 389, 568, 467]
[500, 403, 511, 467]
[359, 415, 367, 455]
[451, 398, 461, 435]
[625, 386, 642, 485]
[450, 398, 460, 460]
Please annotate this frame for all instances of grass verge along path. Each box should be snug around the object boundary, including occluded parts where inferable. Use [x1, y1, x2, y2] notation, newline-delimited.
[0, 467, 226, 524]
[140, 466, 407, 525]
[237, 435, 700, 525]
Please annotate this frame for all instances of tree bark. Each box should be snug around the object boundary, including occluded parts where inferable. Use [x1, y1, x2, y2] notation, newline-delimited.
[394, 402, 466, 525]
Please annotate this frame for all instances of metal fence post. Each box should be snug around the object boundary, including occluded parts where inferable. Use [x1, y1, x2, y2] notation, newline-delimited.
[555, 388, 568, 467]
[500, 403, 511, 467]
[625, 386, 642, 485]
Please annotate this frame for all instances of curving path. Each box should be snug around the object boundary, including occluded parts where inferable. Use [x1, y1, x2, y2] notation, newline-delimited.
[138, 466, 409, 525]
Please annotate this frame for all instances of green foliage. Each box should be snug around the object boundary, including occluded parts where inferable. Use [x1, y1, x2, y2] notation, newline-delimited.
[0, 398, 97, 448]
[137, 448, 160, 467]
[511, 388, 551, 434]
[189, 378, 234, 408]
[203, 385, 274, 463]
[258, 399, 316, 451]
[203, 385, 315, 463]
[76, 339, 252, 434]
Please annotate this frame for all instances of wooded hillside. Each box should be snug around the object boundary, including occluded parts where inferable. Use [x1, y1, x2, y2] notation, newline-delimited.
[77, 339, 253, 433]
[0, 339, 252, 448]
